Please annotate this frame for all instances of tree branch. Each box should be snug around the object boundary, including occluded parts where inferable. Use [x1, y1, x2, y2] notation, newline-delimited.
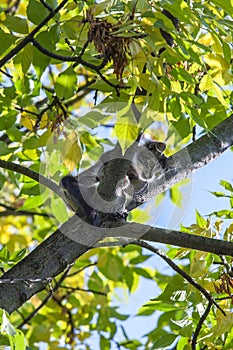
[192, 301, 212, 350]
[0, 203, 54, 218]
[0, 160, 64, 200]
[31, 38, 124, 94]
[0, 115, 233, 313]
[132, 240, 224, 314]
[1, 217, 233, 313]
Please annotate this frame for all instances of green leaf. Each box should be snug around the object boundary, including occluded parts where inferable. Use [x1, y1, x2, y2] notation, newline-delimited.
[172, 117, 190, 139]
[4, 15, 28, 34]
[151, 330, 177, 349]
[196, 210, 207, 227]
[209, 191, 228, 198]
[19, 195, 44, 210]
[220, 180, 233, 192]
[210, 209, 233, 219]
[115, 120, 139, 153]
[0, 141, 11, 156]
[0, 246, 10, 261]
[133, 267, 153, 279]
[14, 43, 33, 76]
[51, 197, 69, 222]
[0, 114, 17, 131]
[99, 254, 124, 281]
[13, 330, 26, 350]
[27, 0, 50, 25]
[0, 31, 16, 56]
[6, 126, 22, 142]
[10, 248, 27, 263]
[54, 66, 77, 99]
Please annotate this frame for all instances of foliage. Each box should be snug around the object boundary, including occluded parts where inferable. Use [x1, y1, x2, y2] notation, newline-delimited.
[0, 0, 233, 349]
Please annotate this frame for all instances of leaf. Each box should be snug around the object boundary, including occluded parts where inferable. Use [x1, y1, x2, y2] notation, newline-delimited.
[0, 141, 11, 156]
[98, 254, 124, 281]
[0, 31, 16, 56]
[210, 209, 233, 219]
[62, 131, 82, 172]
[19, 195, 44, 210]
[151, 330, 177, 349]
[209, 191, 228, 198]
[27, 0, 50, 25]
[199, 74, 228, 107]
[51, 197, 69, 222]
[9, 248, 27, 263]
[0, 246, 10, 261]
[54, 66, 77, 99]
[196, 210, 207, 228]
[220, 180, 233, 192]
[172, 117, 190, 139]
[1, 311, 16, 336]
[4, 15, 28, 34]
[13, 43, 33, 77]
[20, 110, 37, 130]
[114, 121, 139, 154]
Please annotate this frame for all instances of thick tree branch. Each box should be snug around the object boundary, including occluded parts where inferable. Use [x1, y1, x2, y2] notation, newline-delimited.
[1, 217, 233, 313]
[0, 115, 233, 313]
[0, 0, 69, 68]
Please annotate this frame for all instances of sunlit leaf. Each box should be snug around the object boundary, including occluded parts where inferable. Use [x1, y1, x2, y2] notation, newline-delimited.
[54, 66, 77, 100]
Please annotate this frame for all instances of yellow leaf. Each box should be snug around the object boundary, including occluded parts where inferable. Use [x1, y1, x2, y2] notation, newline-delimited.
[62, 131, 82, 172]
[211, 80, 228, 107]
[204, 53, 229, 70]
[115, 121, 139, 153]
[21, 111, 36, 130]
[199, 74, 228, 107]
[39, 113, 49, 129]
[199, 75, 212, 91]
[198, 32, 214, 46]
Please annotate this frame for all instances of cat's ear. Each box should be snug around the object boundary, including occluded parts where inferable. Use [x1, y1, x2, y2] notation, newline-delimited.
[155, 141, 166, 153]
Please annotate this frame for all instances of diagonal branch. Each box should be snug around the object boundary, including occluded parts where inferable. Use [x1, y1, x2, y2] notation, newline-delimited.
[133, 240, 224, 314]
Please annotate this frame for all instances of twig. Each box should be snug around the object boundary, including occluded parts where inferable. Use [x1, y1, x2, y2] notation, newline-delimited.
[60, 285, 107, 296]
[15, 106, 39, 117]
[31, 38, 124, 94]
[67, 261, 97, 277]
[0, 203, 54, 218]
[192, 301, 212, 350]
[0, 68, 13, 78]
[39, 0, 53, 11]
[18, 264, 72, 327]
[52, 294, 75, 342]
[132, 240, 225, 315]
